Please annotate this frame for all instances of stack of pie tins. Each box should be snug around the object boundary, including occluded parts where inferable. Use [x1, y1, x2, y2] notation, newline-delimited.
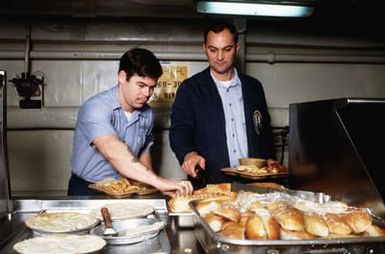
[89, 202, 166, 245]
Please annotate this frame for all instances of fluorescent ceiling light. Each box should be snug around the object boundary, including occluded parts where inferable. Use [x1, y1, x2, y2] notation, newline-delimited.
[196, 1, 315, 17]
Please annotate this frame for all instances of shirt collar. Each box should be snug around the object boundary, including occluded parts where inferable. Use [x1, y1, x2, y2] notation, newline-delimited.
[210, 68, 241, 89]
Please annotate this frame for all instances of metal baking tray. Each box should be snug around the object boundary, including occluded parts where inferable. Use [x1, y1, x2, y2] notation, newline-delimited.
[0, 199, 170, 254]
[189, 191, 385, 254]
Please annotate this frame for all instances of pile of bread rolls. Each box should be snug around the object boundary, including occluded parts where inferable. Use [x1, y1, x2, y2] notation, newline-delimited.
[196, 192, 385, 240]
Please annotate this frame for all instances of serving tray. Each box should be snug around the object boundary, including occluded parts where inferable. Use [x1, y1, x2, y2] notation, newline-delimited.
[221, 167, 288, 180]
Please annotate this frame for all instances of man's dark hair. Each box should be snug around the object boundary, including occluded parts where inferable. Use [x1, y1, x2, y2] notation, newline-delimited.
[204, 22, 238, 45]
[119, 48, 163, 81]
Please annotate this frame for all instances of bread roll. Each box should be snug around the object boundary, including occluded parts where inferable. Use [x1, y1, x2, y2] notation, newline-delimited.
[365, 224, 385, 237]
[251, 207, 280, 240]
[303, 213, 329, 237]
[264, 217, 281, 240]
[342, 209, 372, 233]
[245, 215, 266, 240]
[239, 211, 254, 227]
[269, 204, 304, 231]
[214, 207, 241, 223]
[323, 213, 352, 235]
[280, 229, 314, 240]
[221, 221, 239, 230]
[196, 200, 221, 216]
[204, 213, 225, 232]
[220, 225, 245, 240]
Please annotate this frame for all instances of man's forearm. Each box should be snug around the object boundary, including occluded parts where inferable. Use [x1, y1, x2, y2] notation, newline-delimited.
[93, 135, 160, 187]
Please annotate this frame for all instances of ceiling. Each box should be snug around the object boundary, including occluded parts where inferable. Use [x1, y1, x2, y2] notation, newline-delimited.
[0, 0, 384, 20]
[0, 0, 384, 40]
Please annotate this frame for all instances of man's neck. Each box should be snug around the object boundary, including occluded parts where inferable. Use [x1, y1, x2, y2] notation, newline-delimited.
[211, 68, 234, 81]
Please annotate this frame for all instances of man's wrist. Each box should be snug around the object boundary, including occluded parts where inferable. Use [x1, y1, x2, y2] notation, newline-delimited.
[184, 151, 197, 161]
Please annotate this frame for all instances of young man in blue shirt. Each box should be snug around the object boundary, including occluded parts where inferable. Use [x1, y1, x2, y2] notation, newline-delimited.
[69, 48, 193, 196]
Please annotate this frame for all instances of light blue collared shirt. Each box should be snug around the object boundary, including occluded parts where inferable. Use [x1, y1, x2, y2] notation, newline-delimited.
[71, 85, 154, 183]
[211, 69, 248, 168]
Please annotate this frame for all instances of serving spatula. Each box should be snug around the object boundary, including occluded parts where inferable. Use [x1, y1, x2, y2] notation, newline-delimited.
[101, 207, 118, 237]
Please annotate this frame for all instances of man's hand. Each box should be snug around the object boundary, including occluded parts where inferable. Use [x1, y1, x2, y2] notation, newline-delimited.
[182, 152, 206, 178]
[154, 177, 193, 197]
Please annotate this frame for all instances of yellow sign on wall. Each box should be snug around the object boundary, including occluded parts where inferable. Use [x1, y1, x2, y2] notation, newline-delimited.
[149, 64, 188, 107]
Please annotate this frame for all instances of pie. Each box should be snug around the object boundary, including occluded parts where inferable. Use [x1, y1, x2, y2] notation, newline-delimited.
[90, 202, 154, 220]
[25, 212, 98, 233]
[13, 234, 106, 254]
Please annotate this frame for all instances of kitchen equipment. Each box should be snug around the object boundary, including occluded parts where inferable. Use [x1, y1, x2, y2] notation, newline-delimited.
[289, 98, 385, 218]
[0, 69, 9, 221]
[0, 199, 170, 253]
[101, 207, 118, 237]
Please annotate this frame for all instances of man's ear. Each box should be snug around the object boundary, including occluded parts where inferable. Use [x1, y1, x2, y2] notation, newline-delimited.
[118, 70, 126, 84]
[236, 42, 240, 53]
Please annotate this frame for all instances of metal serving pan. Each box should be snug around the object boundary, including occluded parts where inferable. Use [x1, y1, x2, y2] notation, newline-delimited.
[1, 199, 171, 254]
[189, 191, 385, 254]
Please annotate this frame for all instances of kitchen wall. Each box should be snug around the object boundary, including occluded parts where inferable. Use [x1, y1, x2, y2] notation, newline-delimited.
[1, 18, 385, 196]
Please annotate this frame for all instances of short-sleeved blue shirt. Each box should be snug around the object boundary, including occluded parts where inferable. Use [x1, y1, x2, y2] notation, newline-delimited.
[71, 85, 154, 183]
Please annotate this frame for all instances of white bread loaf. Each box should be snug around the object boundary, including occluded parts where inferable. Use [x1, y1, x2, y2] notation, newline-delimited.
[268, 202, 305, 231]
[204, 212, 225, 232]
[264, 217, 281, 240]
[341, 209, 372, 234]
[365, 224, 385, 237]
[303, 213, 329, 237]
[220, 224, 245, 240]
[214, 207, 241, 223]
[323, 213, 352, 235]
[245, 215, 266, 240]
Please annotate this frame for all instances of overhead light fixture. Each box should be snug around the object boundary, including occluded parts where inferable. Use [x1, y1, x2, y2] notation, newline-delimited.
[196, 1, 315, 18]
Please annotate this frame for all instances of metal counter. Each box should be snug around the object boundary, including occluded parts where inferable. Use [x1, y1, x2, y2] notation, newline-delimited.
[0, 197, 204, 254]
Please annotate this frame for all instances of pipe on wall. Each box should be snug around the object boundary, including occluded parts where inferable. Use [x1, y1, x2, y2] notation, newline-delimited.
[247, 52, 385, 64]
[1, 50, 385, 63]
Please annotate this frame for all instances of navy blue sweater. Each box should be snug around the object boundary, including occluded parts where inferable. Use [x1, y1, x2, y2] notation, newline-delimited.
[169, 67, 275, 185]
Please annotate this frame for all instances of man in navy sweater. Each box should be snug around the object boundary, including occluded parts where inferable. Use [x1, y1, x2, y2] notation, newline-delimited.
[170, 22, 277, 188]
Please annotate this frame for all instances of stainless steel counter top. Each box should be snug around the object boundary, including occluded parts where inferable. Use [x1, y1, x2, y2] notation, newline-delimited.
[0, 197, 204, 254]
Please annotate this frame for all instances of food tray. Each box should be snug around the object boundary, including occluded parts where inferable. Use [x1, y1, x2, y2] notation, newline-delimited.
[88, 183, 158, 197]
[221, 167, 288, 180]
[189, 191, 385, 254]
[90, 217, 166, 245]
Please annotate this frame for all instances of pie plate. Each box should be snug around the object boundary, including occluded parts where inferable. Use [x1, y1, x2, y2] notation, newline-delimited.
[25, 211, 99, 236]
[90, 217, 166, 245]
